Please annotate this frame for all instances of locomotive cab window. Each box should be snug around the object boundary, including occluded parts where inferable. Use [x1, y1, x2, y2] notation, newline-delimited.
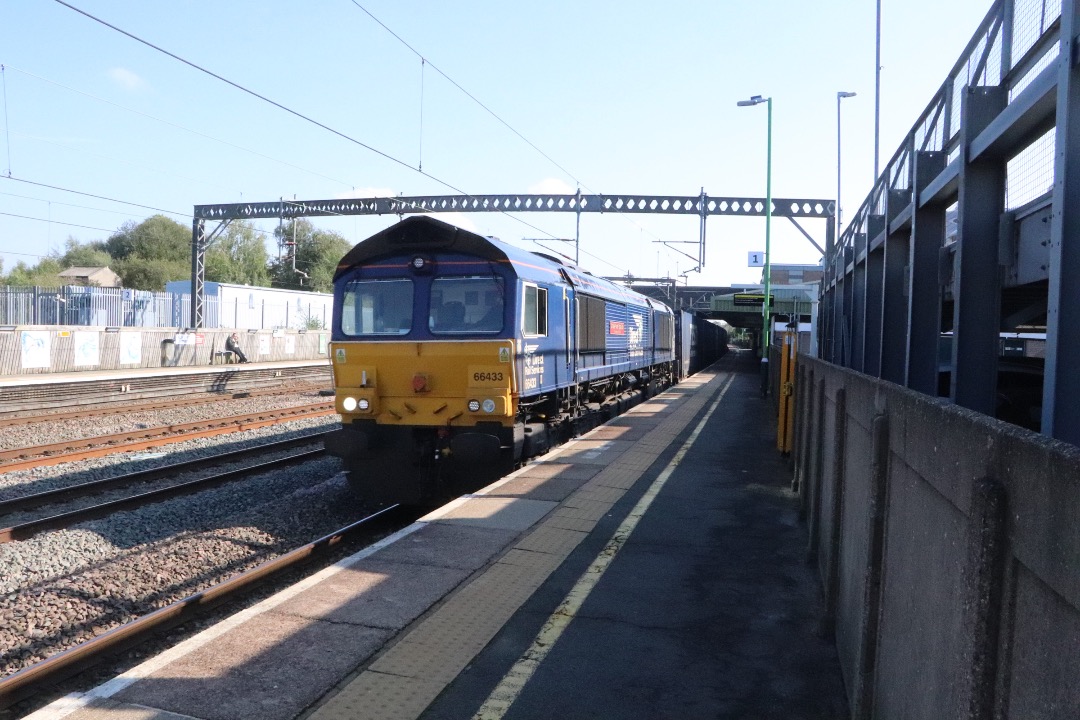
[341, 279, 413, 336]
[430, 276, 504, 333]
[523, 284, 548, 337]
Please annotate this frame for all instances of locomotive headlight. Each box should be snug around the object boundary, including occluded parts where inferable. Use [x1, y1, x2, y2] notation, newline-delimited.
[357, 398, 370, 411]
[411, 256, 425, 269]
[468, 399, 481, 412]
[482, 399, 496, 414]
[342, 396, 358, 412]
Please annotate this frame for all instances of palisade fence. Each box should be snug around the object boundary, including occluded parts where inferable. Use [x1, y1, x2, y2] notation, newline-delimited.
[0, 286, 330, 330]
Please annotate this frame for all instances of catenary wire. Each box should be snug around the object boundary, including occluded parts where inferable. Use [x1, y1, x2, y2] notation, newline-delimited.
[0, 210, 116, 233]
[347, 0, 585, 189]
[3, 175, 189, 216]
[3, 64, 358, 189]
[3, 174, 625, 274]
[49, 0, 562, 244]
[12, 131, 242, 195]
[49, 0, 656, 262]
[0, 189, 172, 219]
[345, 1, 674, 254]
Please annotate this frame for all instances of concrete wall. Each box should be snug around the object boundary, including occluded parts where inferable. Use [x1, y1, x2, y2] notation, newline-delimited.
[793, 356, 1080, 720]
[0, 326, 331, 376]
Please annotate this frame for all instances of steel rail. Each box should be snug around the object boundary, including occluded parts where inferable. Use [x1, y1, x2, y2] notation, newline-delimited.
[0, 403, 336, 473]
[0, 382, 330, 427]
[0, 450, 327, 543]
[0, 504, 408, 711]
[0, 433, 327, 515]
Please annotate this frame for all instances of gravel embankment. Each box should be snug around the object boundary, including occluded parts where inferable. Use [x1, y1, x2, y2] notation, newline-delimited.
[0, 390, 330, 453]
[0, 389, 378, 677]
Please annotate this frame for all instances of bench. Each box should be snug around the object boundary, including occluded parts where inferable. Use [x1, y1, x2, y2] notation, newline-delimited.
[212, 351, 236, 365]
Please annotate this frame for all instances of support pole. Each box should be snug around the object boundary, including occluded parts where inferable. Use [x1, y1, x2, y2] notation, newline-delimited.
[190, 218, 206, 330]
[1042, 0, 1080, 441]
[575, 186, 582, 265]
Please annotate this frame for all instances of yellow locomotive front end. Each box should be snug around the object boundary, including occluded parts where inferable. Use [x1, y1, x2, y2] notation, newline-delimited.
[325, 337, 523, 504]
[329, 339, 516, 428]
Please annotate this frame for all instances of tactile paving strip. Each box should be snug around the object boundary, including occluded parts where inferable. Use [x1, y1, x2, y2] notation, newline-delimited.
[310, 370, 725, 720]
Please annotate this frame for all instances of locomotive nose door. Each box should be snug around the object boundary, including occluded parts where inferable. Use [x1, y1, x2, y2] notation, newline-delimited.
[558, 270, 576, 382]
[564, 290, 572, 382]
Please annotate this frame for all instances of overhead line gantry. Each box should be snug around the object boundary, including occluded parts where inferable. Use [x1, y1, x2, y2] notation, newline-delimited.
[189, 191, 834, 329]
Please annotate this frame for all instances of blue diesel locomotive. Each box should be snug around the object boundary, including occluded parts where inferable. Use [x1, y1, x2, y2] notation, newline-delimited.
[323, 216, 677, 503]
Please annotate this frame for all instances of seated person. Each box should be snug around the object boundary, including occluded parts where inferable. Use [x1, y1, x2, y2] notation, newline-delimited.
[225, 332, 249, 363]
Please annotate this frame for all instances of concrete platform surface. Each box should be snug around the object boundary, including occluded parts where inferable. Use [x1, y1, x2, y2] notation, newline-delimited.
[24, 350, 848, 720]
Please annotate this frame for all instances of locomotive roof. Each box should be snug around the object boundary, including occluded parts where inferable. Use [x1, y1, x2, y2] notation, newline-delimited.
[335, 216, 668, 309]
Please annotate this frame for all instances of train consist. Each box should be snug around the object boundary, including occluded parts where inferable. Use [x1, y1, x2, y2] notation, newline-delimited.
[324, 216, 725, 503]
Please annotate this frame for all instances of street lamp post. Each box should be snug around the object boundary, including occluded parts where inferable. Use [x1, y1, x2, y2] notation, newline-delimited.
[837, 91, 857, 237]
[737, 94, 772, 395]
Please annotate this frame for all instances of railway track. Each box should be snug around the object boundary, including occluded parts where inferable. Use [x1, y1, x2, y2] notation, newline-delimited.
[0, 402, 337, 473]
[0, 364, 332, 415]
[0, 434, 328, 515]
[0, 382, 331, 427]
[0, 436, 328, 543]
[0, 504, 412, 712]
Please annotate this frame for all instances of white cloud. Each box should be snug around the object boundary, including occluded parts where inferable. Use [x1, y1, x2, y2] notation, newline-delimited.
[108, 67, 146, 91]
[527, 178, 575, 195]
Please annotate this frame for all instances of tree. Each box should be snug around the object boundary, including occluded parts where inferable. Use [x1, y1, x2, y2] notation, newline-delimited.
[105, 215, 192, 290]
[205, 221, 271, 286]
[58, 236, 113, 269]
[269, 219, 351, 293]
[106, 215, 190, 264]
[114, 255, 189, 291]
[2, 257, 64, 287]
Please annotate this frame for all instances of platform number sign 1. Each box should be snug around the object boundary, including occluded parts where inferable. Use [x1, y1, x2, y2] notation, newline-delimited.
[748, 251, 765, 267]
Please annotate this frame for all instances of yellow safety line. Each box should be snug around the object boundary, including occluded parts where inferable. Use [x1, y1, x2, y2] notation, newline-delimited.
[473, 371, 737, 720]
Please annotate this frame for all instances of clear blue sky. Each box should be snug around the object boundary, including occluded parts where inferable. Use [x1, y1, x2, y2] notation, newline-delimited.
[0, 0, 993, 287]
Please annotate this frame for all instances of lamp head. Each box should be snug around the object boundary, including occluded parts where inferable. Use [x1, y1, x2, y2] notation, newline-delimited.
[737, 95, 767, 107]
[838, 91, 857, 99]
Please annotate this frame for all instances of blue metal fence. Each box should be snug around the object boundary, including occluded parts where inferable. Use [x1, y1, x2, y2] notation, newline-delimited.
[0, 286, 213, 328]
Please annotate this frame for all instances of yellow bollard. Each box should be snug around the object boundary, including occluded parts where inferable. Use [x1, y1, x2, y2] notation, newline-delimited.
[777, 332, 791, 451]
[784, 331, 797, 453]
[776, 328, 798, 453]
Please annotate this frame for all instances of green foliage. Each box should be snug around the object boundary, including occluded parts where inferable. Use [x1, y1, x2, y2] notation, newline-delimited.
[115, 256, 190, 291]
[205, 221, 271, 286]
[3, 257, 64, 287]
[105, 215, 190, 263]
[269, 219, 351, 293]
[101, 215, 192, 290]
[2, 214, 353, 293]
[58, 236, 113, 269]
[301, 311, 326, 330]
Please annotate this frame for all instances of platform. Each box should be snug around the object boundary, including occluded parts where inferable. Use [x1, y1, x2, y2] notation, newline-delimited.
[26, 349, 848, 720]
